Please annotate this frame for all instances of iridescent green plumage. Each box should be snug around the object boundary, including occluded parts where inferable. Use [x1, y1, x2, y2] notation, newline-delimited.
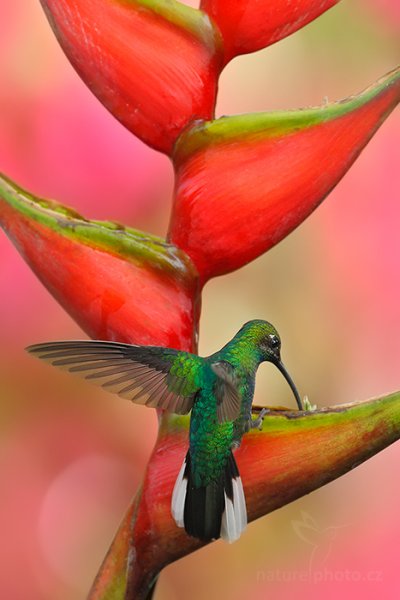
[190, 321, 270, 487]
[26, 319, 302, 542]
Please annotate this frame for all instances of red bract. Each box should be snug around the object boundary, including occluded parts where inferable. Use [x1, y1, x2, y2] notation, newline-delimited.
[169, 68, 400, 282]
[89, 394, 400, 599]
[0, 175, 200, 351]
[40, 0, 223, 154]
[201, 0, 340, 62]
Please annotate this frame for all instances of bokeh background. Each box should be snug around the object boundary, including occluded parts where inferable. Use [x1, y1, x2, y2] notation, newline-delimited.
[1, 1, 399, 599]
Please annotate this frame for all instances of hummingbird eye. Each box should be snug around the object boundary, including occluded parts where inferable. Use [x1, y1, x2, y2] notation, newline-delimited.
[268, 334, 280, 349]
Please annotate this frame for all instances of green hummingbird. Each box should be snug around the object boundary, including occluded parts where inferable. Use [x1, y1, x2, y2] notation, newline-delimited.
[27, 319, 303, 543]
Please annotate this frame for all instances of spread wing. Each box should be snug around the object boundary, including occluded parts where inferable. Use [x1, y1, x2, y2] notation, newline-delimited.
[27, 340, 202, 415]
[211, 360, 242, 423]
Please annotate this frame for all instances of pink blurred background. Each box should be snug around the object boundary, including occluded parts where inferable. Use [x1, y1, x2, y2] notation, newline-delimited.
[0, 1, 399, 599]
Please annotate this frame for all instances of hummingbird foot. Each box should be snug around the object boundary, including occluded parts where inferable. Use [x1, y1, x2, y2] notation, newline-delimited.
[250, 408, 269, 430]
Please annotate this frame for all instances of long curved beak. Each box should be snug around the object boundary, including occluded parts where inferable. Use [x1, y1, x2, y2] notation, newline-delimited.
[274, 360, 303, 411]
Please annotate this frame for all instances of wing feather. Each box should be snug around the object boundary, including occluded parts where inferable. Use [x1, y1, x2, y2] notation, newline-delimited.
[86, 365, 148, 379]
[102, 372, 142, 388]
[27, 340, 201, 414]
[211, 361, 241, 423]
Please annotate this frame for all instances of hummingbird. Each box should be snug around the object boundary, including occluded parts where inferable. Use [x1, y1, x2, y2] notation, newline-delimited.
[27, 319, 303, 543]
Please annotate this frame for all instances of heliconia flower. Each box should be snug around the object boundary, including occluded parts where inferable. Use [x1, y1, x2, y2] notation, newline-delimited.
[0, 174, 200, 351]
[39, 0, 223, 154]
[201, 0, 340, 62]
[168, 67, 400, 283]
[2, 0, 400, 596]
[88, 393, 400, 599]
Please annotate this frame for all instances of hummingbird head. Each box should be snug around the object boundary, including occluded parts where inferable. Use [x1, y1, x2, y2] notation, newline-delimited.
[237, 319, 281, 361]
[241, 320, 303, 411]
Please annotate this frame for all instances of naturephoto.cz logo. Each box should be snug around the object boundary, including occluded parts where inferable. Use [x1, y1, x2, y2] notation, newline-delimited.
[257, 511, 383, 584]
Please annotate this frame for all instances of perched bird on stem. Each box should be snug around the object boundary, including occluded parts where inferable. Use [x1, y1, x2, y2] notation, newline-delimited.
[27, 320, 303, 542]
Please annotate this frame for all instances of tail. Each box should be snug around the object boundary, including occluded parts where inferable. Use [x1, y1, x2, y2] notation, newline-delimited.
[171, 450, 247, 543]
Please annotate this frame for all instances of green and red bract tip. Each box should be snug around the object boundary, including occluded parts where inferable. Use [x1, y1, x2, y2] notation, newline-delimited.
[169, 68, 400, 282]
[0, 174, 200, 351]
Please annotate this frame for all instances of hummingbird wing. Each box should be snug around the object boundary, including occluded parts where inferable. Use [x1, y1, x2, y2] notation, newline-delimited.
[27, 340, 202, 414]
[210, 360, 241, 423]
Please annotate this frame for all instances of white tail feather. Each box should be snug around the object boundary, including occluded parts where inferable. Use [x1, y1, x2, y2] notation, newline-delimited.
[233, 477, 247, 531]
[220, 476, 247, 543]
[171, 458, 187, 528]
